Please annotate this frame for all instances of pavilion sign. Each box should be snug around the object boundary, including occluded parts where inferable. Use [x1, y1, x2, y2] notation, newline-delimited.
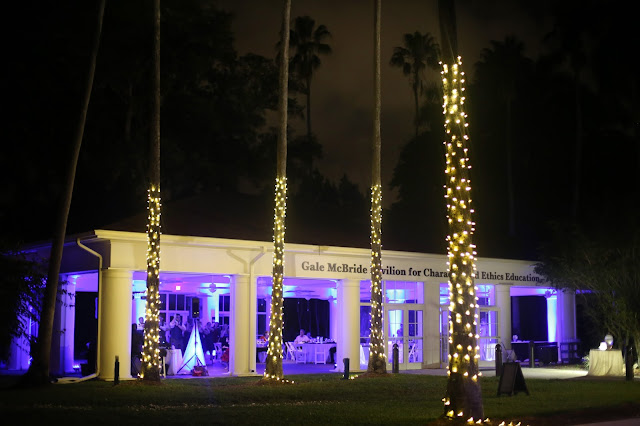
[294, 255, 543, 284]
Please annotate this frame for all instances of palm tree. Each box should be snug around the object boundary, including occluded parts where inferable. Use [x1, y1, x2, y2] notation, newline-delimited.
[438, 0, 484, 420]
[475, 36, 532, 237]
[264, 0, 291, 383]
[140, 0, 162, 382]
[20, 0, 106, 387]
[367, 0, 386, 375]
[390, 31, 439, 138]
[543, 2, 593, 221]
[289, 15, 331, 148]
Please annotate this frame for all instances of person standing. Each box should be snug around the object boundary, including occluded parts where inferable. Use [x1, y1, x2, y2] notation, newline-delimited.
[170, 314, 186, 352]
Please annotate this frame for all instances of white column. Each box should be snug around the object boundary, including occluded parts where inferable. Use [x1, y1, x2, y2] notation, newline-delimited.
[336, 279, 360, 372]
[423, 281, 440, 367]
[58, 277, 76, 374]
[201, 295, 213, 325]
[230, 274, 255, 376]
[556, 290, 576, 342]
[9, 323, 31, 370]
[99, 268, 133, 381]
[495, 284, 512, 350]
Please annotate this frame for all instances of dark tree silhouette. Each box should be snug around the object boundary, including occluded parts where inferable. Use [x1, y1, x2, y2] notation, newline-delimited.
[21, 0, 105, 387]
[289, 15, 331, 156]
[390, 31, 439, 137]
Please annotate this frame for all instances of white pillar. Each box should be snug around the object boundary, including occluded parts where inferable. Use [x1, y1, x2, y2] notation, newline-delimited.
[99, 268, 133, 381]
[201, 295, 213, 325]
[423, 281, 440, 367]
[337, 279, 360, 372]
[58, 277, 76, 374]
[9, 323, 31, 371]
[496, 284, 512, 349]
[230, 274, 256, 376]
[556, 290, 576, 342]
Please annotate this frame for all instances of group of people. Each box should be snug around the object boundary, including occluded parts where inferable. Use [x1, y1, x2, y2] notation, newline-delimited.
[130, 314, 230, 373]
[202, 321, 229, 364]
[293, 329, 336, 364]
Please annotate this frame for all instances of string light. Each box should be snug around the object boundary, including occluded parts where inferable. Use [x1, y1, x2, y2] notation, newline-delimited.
[140, 185, 162, 380]
[264, 177, 292, 383]
[368, 184, 387, 371]
[441, 56, 482, 418]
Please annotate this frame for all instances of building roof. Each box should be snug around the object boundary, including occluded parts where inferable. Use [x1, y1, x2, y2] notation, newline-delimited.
[101, 191, 372, 250]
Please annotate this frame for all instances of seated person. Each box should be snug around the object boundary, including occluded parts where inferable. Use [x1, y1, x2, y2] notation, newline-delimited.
[256, 331, 269, 362]
[294, 328, 310, 344]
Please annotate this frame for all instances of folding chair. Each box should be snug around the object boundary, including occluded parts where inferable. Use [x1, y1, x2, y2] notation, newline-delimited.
[314, 346, 326, 364]
[285, 342, 297, 361]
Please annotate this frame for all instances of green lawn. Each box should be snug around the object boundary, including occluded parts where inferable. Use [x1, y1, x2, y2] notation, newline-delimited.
[1, 373, 638, 425]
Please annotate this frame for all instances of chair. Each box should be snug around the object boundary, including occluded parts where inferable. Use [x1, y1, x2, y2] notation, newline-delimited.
[314, 346, 326, 364]
[286, 343, 306, 363]
[214, 342, 222, 361]
[285, 342, 297, 361]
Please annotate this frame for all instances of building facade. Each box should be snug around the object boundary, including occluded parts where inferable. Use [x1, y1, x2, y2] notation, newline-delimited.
[8, 229, 577, 379]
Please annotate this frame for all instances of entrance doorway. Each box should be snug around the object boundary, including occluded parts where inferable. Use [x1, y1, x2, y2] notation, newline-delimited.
[386, 307, 423, 370]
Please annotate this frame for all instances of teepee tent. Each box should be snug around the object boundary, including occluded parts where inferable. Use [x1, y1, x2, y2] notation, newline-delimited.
[177, 321, 206, 374]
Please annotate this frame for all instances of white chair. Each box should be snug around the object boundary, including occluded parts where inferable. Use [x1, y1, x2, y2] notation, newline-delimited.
[408, 342, 417, 363]
[214, 342, 222, 361]
[285, 342, 297, 361]
[292, 343, 307, 363]
[314, 346, 326, 364]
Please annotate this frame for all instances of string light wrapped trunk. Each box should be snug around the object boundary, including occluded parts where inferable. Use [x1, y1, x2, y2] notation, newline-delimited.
[367, 0, 387, 374]
[264, 0, 291, 383]
[141, 0, 162, 381]
[438, 0, 483, 420]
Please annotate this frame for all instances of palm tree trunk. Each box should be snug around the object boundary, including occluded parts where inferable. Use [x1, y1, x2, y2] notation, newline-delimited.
[264, 0, 290, 382]
[438, 0, 484, 420]
[306, 75, 312, 146]
[367, 0, 386, 375]
[141, 0, 162, 382]
[506, 99, 515, 237]
[571, 76, 582, 220]
[23, 0, 105, 386]
[413, 79, 420, 138]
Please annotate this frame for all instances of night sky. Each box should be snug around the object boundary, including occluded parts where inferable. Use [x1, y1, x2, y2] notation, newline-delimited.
[217, 0, 553, 203]
[4, 1, 638, 260]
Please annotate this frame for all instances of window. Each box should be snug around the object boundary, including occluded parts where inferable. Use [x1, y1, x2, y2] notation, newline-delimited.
[385, 280, 424, 304]
[257, 298, 267, 336]
[219, 295, 230, 326]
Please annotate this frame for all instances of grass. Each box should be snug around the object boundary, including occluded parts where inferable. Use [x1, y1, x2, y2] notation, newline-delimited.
[1, 372, 638, 425]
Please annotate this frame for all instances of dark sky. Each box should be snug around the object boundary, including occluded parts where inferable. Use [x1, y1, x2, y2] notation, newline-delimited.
[217, 0, 553, 204]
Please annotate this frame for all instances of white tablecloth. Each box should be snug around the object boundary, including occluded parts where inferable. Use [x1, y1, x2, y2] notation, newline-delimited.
[299, 343, 336, 363]
[164, 349, 183, 376]
[588, 349, 624, 376]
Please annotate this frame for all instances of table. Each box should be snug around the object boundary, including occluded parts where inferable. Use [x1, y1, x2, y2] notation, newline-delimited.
[256, 340, 268, 363]
[588, 349, 624, 376]
[299, 343, 336, 364]
[164, 348, 183, 376]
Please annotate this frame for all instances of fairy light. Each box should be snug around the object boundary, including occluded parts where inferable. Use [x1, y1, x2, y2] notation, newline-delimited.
[441, 56, 482, 418]
[368, 184, 387, 371]
[264, 177, 292, 383]
[140, 184, 162, 380]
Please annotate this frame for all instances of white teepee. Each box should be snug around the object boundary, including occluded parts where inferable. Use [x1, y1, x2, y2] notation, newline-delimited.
[177, 320, 206, 374]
